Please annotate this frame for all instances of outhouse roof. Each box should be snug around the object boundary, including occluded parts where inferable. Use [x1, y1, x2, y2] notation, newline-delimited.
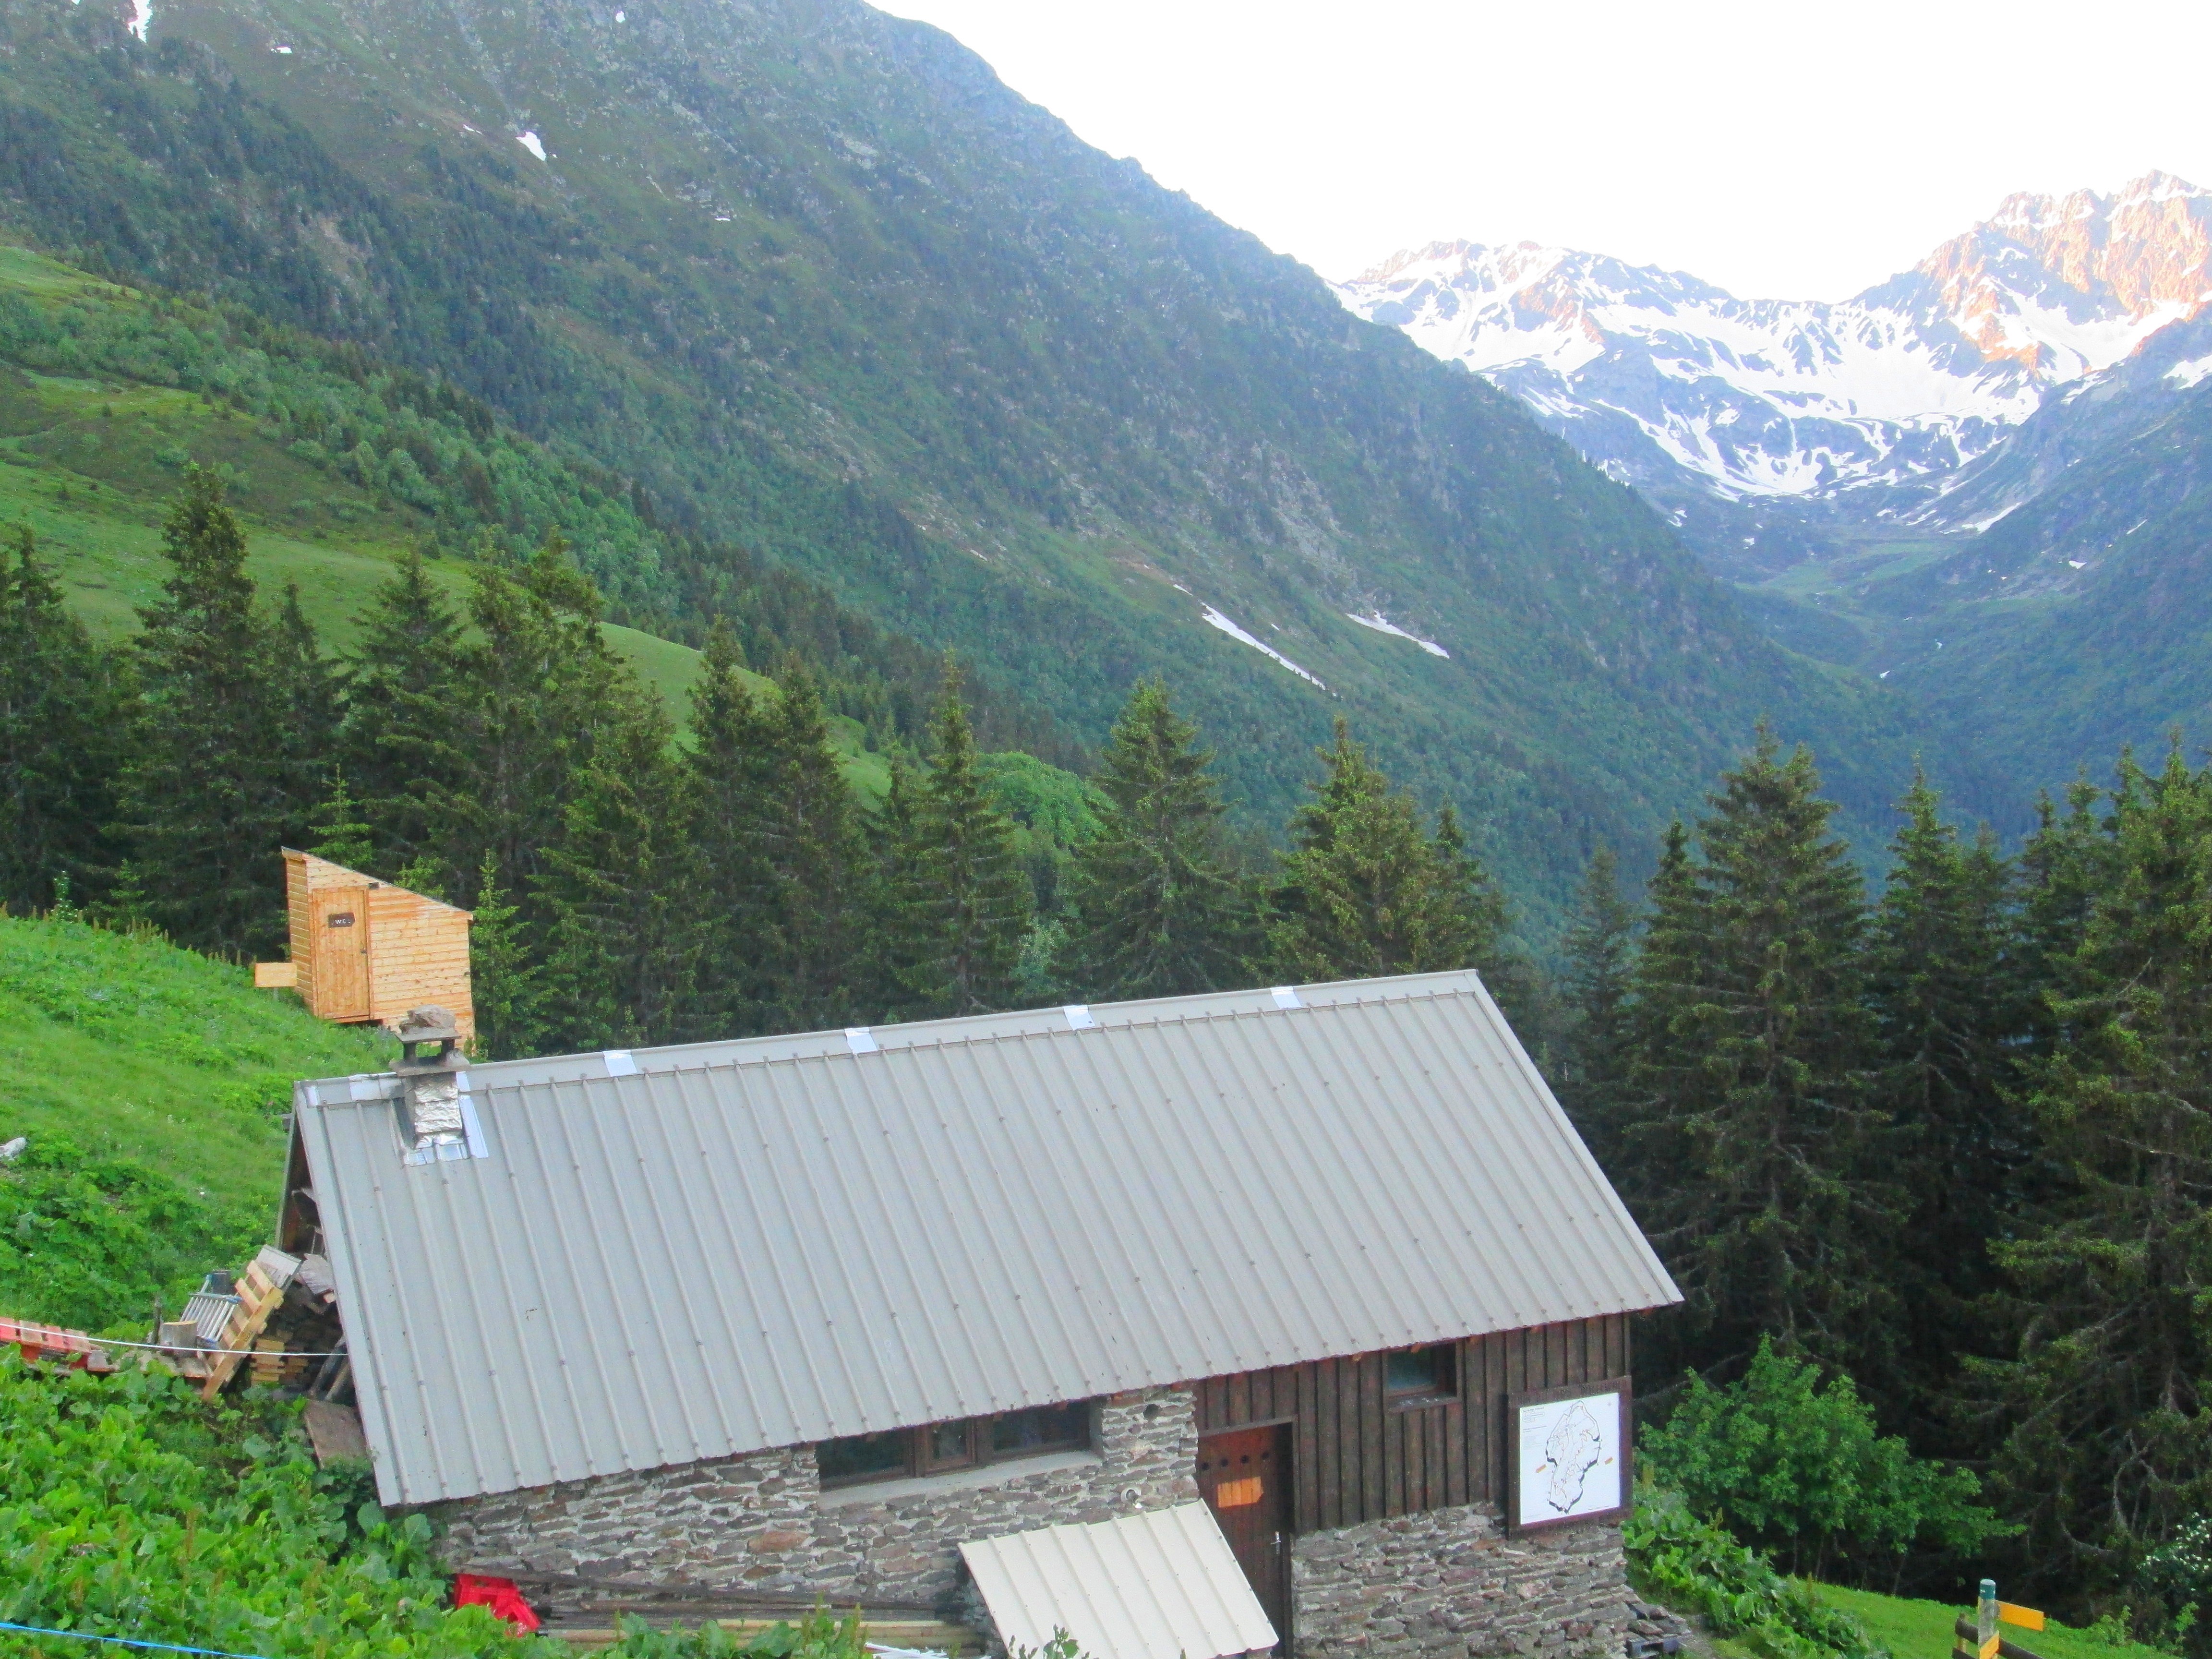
[289, 971, 1679, 1506]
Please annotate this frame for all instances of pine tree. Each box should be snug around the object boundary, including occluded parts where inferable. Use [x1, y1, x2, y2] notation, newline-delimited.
[1624, 728, 1889, 1382]
[1269, 718, 1503, 980]
[304, 769, 376, 872]
[338, 549, 468, 867]
[0, 527, 126, 911]
[538, 678, 700, 1049]
[1866, 769, 2026, 1420]
[1984, 749, 2212, 1595]
[685, 630, 870, 1035]
[123, 469, 322, 953]
[1557, 845, 1638, 1166]
[895, 662, 1032, 1017]
[1053, 677, 1248, 1000]
[466, 851, 542, 1061]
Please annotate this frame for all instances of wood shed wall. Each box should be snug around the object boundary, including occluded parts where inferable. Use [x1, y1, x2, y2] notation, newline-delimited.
[280, 850, 473, 1039]
[1192, 1314, 1631, 1534]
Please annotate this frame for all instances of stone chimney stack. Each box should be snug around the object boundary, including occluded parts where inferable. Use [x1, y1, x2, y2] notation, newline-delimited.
[393, 1005, 466, 1155]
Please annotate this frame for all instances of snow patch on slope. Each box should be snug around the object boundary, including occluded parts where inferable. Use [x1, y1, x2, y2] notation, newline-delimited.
[1346, 611, 1449, 657]
[127, 0, 151, 38]
[516, 131, 547, 161]
[2166, 352, 2212, 389]
[1200, 605, 1325, 687]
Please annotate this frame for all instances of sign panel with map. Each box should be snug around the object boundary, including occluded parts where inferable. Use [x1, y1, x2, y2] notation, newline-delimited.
[1506, 1378, 1632, 1533]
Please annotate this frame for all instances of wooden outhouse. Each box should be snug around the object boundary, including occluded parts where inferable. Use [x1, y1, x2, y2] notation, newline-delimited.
[277, 850, 474, 1040]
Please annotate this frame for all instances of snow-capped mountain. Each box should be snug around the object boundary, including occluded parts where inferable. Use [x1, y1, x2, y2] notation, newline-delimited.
[1335, 172, 2212, 514]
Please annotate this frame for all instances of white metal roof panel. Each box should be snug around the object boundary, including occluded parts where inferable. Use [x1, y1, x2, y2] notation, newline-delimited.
[290, 971, 1679, 1506]
[960, 1503, 1275, 1659]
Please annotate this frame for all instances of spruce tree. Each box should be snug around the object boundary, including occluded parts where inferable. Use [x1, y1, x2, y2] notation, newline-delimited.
[466, 852, 542, 1061]
[539, 678, 700, 1049]
[304, 769, 376, 872]
[1984, 749, 2212, 1593]
[123, 469, 320, 953]
[1624, 728, 1889, 1382]
[338, 549, 468, 866]
[895, 663, 1032, 1017]
[0, 527, 126, 911]
[1269, 718, 1504, 980]
[1866, 769, 2026, 1420]
[1557, 845, 1638, 1166]
[1053, 678, 1248, 1000]
[685, 630, 869, 1035]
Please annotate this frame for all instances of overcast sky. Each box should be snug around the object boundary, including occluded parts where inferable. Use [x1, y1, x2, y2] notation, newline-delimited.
[876, 0, 2212, 301]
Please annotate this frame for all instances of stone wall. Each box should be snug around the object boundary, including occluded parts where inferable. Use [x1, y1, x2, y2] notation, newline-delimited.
[1292, 1503, 1633, 1659]
[430, 1387, 1199, 1615]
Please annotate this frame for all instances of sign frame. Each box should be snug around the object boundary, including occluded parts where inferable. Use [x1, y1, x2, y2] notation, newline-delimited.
[1505, 1376, 1633, 1534]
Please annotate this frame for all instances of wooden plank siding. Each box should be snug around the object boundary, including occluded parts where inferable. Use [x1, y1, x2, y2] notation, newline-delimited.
[282, 850, 476, 1039]
[1192, 1314, 1631, 1535]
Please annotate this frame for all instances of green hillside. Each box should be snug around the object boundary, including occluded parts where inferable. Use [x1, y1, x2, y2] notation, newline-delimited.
[1811, 1584, 2172, 1659]
[0, 0, 1963, 927]
[0, 912, 377, 1329]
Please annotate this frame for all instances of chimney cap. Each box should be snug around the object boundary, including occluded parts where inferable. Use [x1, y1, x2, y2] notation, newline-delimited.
[396, 1006, 461, 1045]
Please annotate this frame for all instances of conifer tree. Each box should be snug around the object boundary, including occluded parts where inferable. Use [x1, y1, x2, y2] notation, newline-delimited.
[439, 534, 624, 904]
[466, 852, 542, 1062]
[123, 469, 320, 953]
[1269, 718, 1504, 980]
[685, 628, 870, 1035]
[1557, 845, 1638, 1165]
[338, 549, 467, 865]
[1624, 728, 1889, 1382]
[304, 769, 376, 872]
[1866, 769, 2026, 1416]
[895, 662, 1032, 1017]
[0, 527, 126, 911]
[1985, 749, 2212, 1592]
[1053, 678, 1248, 1000]
[539, 678, 700, 1049]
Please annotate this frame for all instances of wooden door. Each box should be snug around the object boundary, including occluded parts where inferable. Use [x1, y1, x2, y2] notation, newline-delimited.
[1198, 1423, 1290, 1647]
[312, 887, 372, 1020]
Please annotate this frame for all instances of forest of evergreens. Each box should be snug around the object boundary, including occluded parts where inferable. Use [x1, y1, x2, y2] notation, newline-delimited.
[11, 467, 2212, 1640]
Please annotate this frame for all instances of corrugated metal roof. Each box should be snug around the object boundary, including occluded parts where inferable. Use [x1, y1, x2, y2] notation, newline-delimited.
[960, 1503, 1275, 1659]
[291, 971, 1678, 1507]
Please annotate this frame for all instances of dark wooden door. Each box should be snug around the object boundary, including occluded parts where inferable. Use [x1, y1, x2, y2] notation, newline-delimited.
[1198, 1423, 1290, 1646]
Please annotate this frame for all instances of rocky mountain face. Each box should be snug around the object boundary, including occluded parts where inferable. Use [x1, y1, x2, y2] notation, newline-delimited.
[1337, 175, 2212, 575]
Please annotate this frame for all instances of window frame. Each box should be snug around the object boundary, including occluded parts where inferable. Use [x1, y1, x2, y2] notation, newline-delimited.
[816, 1401, 1094, 1489]
[1384, 1342, 1459, 1407]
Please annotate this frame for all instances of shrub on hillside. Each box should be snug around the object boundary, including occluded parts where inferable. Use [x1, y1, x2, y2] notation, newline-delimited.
[1641, 1338, 2008, 1585]
[1627, 1483, 1888, 1659]
[0, 1137, 256, 1334]
[0, 1353, 533, 1659]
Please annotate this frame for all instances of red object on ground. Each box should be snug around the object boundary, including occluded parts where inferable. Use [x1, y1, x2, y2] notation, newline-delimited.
[0, 1317, 115, 1372]
[454, 1574, 541, 1633]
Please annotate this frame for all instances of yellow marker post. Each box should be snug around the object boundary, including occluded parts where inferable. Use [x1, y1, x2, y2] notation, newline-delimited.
[2000, 1606, 2046, 1633]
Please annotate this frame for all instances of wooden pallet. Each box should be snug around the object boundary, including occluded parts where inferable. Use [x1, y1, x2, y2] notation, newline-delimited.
[199, 1250, 294, 1400]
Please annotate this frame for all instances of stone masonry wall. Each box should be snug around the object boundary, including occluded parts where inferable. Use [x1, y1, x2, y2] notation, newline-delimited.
[1292, 1503, 1634, 1659]
[431, 1387, 1199, 1614]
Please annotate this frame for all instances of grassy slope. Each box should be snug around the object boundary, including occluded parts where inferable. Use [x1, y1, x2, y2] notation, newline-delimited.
[0, 914, 378, 1219]
[0, 244, 899, 795]
[1810, 1585, 2171, 1659]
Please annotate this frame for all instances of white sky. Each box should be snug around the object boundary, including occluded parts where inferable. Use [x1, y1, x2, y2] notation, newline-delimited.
[875, 0, 2212, 301]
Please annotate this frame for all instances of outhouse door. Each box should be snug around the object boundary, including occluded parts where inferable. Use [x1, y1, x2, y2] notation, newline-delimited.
[312, 887, 372, 1020]
[1198, 1423, 1290, 1643]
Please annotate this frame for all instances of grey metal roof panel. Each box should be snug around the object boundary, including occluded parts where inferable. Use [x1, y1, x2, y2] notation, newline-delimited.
[291, 971, 1679, 1507]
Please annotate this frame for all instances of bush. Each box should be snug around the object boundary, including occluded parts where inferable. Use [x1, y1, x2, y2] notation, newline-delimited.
[0, 1353, 535, 1659]
[1627, 1484, 1888, 1659]
[1641, 1338, 2008, 1583]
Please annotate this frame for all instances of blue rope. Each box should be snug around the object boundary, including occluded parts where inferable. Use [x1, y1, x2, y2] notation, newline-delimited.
[0, 1621, 277, 1659]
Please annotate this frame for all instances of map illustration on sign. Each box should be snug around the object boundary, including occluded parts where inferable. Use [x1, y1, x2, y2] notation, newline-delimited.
[1515, 1389, 1623, 1527]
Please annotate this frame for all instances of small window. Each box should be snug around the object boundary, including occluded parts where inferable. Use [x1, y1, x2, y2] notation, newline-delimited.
[817, 1402, 1094, 1488]
[990, 1401, 1089, 1456]
[1386, 1344, 1457, 1403]
[817, 1430, 908, 1485]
